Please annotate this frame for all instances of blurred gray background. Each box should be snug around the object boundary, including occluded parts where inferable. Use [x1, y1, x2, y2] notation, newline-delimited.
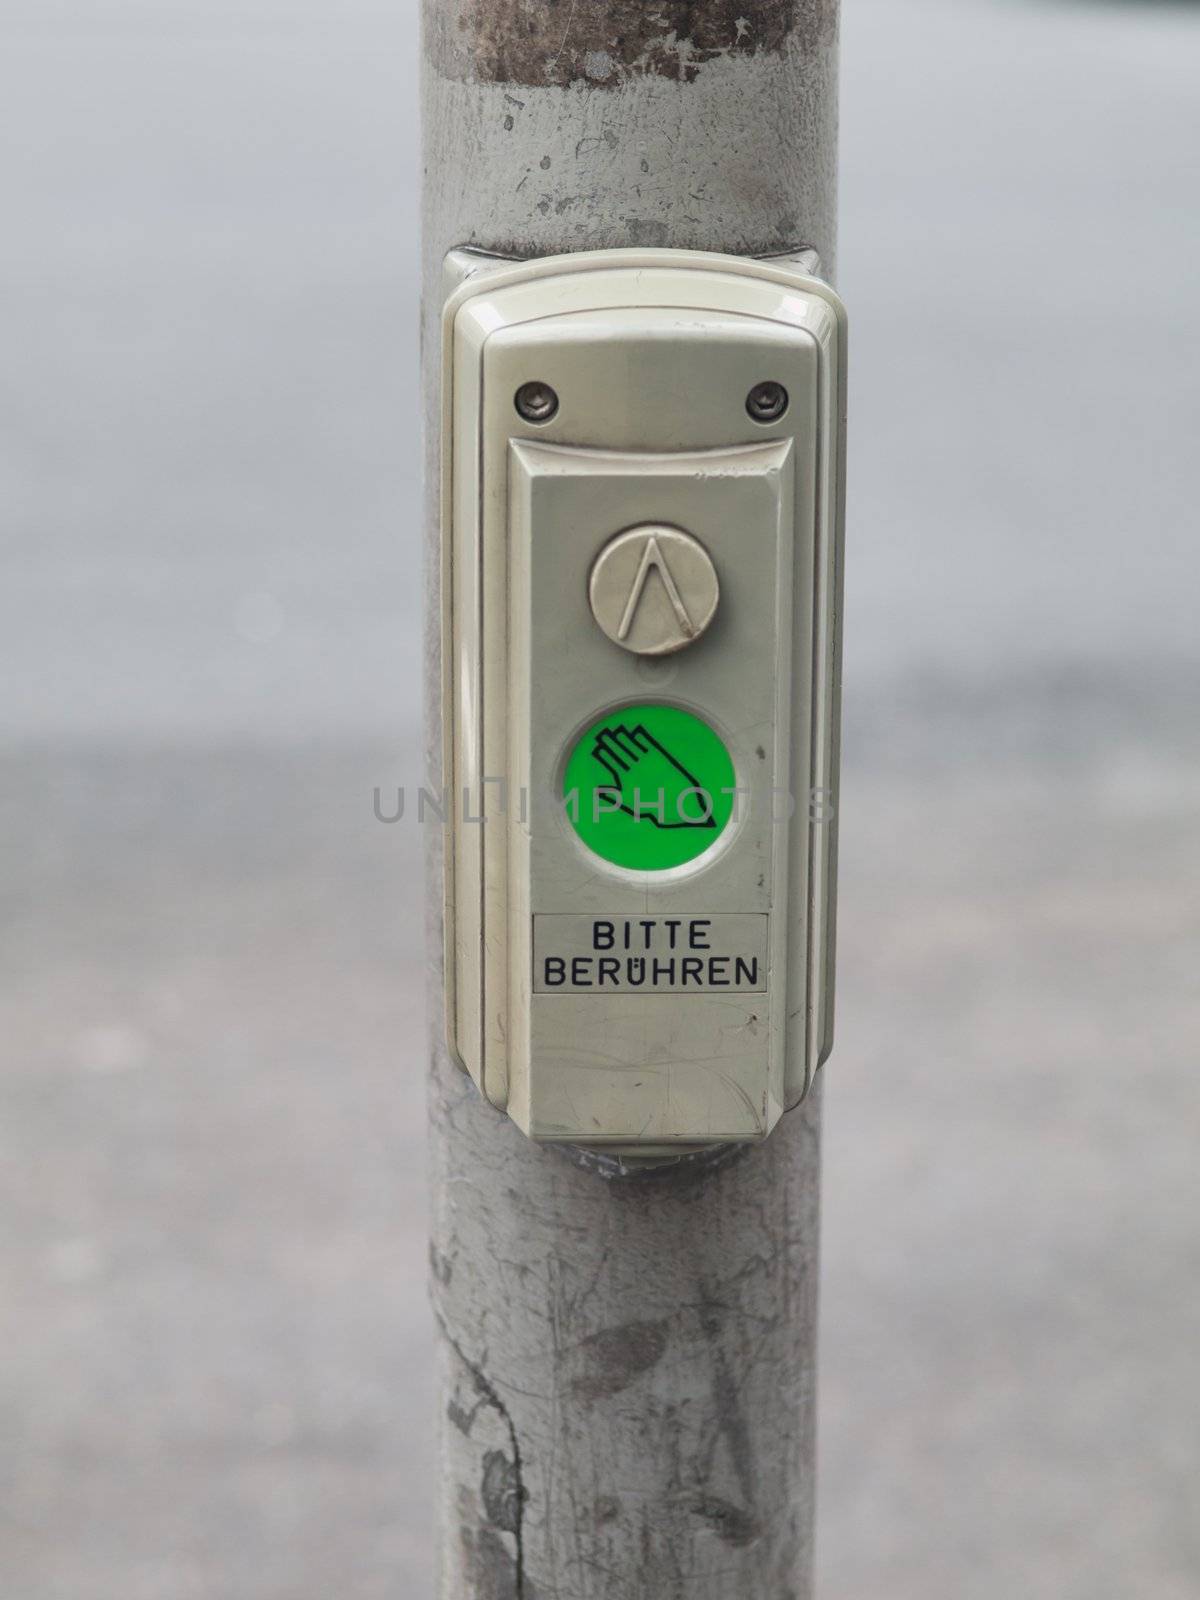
[2, 0, 1198, 1595]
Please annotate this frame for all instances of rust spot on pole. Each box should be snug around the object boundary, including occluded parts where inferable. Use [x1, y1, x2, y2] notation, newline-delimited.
[431, 0, 836, 88]
[566, 1317, 671, 1403]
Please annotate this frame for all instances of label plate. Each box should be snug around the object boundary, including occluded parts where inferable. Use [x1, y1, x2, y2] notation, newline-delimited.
[533, 913, 769, 994]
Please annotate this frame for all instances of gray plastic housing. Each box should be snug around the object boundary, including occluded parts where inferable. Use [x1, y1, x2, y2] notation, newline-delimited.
[441, 248, 847, 1153]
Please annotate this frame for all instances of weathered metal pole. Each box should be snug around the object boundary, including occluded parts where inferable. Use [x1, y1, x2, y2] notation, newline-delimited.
[422, 5, 839, 1595]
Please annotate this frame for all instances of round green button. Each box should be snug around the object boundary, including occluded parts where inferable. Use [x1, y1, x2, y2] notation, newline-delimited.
[562, 703, 737, 872]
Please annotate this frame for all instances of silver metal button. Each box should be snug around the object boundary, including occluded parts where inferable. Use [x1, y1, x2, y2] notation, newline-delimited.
[588, 524, 720, 656]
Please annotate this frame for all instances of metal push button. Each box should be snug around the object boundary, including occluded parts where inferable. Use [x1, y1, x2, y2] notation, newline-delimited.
[588, 524, 719, 656]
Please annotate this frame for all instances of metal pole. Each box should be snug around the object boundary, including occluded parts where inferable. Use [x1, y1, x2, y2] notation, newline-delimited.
[422, 5, 839, 1595]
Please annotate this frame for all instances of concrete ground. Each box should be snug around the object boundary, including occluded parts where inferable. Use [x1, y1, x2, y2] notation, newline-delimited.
[2, 0, 1199, 1595]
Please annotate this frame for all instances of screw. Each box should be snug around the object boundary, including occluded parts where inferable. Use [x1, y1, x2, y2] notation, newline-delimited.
[515, 380, 559, 423]
[746, 381, 789, 423]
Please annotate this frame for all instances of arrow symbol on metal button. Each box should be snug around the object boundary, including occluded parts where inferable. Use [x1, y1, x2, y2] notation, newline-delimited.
[617, 536, 695, 642]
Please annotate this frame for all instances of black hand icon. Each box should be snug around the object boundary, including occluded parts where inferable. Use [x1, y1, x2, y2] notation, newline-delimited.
[590, 724, 716, 830]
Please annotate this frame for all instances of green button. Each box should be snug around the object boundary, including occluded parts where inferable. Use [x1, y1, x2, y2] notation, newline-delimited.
[562, 703, 737, 872]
